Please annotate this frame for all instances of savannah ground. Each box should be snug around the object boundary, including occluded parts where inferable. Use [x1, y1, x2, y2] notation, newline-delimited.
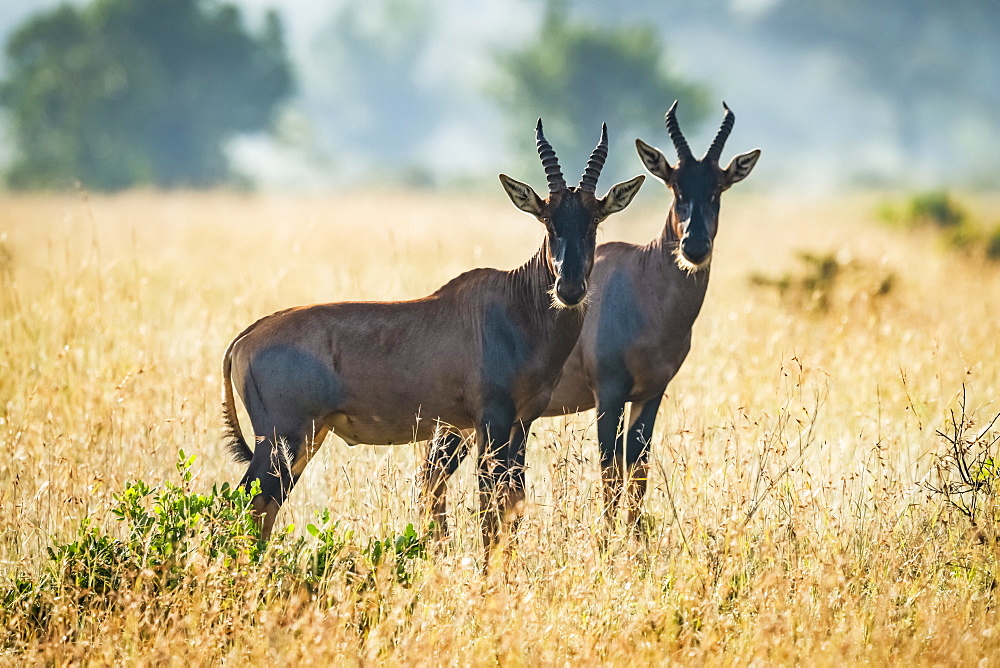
[1, 188, 999, 663]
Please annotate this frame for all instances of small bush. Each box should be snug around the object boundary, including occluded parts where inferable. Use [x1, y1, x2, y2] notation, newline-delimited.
[876, 191, 1000, 262]
[986, 227, 1000, 261]
[921, 387, 1000, 541]
[906, 191, 966, 228]
[2, 451, 432, 645]
[943, 221, 983, 253]
[305, 510, 430, 590]
[749, 250, 895, 314]
[46, 450, 266, 598]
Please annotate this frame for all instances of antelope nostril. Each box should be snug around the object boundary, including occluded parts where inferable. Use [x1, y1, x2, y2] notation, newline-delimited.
[682, 237, 711, 264]
[555, 280, 587, 306]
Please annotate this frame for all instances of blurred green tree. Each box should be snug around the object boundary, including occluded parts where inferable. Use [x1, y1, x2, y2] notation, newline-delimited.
[494, 3, 709, 183]
[308, 0, 440, 184]
[0, 0, 293, 190]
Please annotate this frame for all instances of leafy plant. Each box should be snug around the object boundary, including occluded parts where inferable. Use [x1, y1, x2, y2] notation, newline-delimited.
[3, 449, 432, 646]
[306, 509, 430, 590]
[921, 387, 1000, 539]
[985, 227, 1000, 261]
[45, 450, 264, 597]
[303, 511, 431, 635]
[875, 191, 1000, 261]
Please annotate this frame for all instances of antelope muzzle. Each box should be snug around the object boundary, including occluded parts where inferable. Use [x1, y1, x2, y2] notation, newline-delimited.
[551, 237, 593, 307]
[680, 231, 712, 267]
[554, 276, 588, 307]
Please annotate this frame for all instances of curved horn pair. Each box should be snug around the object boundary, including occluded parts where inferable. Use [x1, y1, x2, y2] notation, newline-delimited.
[664, 101, 736, 164]
[535, 120, 609, 194]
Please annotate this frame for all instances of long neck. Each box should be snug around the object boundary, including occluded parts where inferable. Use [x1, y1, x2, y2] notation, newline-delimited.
[652, 205, 682, 251]
[508, 245, 556, 315]
[507, 243, 586, 350]
[641, 205, 712, 321]
[642, 206, 682, 267]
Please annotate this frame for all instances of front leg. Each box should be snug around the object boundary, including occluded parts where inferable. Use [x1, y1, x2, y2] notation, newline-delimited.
[505, 419, 533, 538]
[419, 430, 469, 542]
[476, 404, 521, 557]
[596, 384, 629, 529]
[623, 393, 664, 532]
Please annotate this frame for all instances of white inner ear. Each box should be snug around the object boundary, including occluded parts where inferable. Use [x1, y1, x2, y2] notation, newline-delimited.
[635, 140, 672, 183]
[500, 174, 543, 215]
[602, 175, 645, 215]
[510, 184, 531, 204]
[724, 149, 761, 187]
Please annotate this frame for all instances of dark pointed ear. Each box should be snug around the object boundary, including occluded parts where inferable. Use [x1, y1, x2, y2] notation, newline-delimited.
[635, 138, 673, 184]
[499, 174, 545, 217]
[599, 175, 645, 218]
[722, 149, 761, 190]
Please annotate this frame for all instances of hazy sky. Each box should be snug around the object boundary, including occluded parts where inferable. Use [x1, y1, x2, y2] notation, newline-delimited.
[1, 0, 997, 191]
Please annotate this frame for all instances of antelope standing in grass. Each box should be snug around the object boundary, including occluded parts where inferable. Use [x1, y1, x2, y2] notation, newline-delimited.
[221, 121, 644, 554]
[428, 102, 759, 532]
[547, 102, 760, 529]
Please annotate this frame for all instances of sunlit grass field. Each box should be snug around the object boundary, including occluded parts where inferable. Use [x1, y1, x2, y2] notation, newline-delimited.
[1, 188, 999, 663]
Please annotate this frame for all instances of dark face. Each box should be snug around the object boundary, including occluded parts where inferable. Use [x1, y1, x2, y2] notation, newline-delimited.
[499, 119, 645, 306]
[635, 101, 762, 274]
[541, 189, 603, 307]
[669, 161, 723, 269]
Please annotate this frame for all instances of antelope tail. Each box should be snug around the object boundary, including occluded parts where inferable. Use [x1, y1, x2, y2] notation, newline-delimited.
[222, 335, 253, 463]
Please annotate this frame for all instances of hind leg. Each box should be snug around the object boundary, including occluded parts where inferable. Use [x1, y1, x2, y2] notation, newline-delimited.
[239, 421, 327, 540]
[504, 420, 532, 541]
[239, 432, 297, 539]
[419, 430, 470, 541]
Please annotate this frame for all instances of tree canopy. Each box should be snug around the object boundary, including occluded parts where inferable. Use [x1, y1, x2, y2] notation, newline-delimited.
[0, 0, 293, 190]
[494, 5, 709, 184]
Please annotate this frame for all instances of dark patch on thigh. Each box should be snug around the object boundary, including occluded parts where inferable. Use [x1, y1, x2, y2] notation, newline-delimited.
[243, 344, 343, 437]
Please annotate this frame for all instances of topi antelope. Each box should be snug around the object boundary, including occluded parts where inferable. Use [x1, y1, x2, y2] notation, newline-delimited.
[221, 120, 644, 554]
[434, 102, 760, 532]
[545, 101, 761, 529]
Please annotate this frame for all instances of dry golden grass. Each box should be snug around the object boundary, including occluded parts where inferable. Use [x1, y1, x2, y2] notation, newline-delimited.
[1, 188, 999, 664]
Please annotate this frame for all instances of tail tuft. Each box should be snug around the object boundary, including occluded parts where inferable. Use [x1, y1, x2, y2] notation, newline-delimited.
[223, 406, 254, 463]
[221, 330, 255, 464]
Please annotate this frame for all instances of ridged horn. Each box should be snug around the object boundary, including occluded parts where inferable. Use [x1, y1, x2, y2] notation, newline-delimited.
[664, 100, 693, 162]
[535, 118, 567, 193]
[578, 122, 608, 193]
[704, 102, 735, 163]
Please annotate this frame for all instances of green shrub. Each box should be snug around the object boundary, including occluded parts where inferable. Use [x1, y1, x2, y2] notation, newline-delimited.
[45, 450, 266, 597]
[877, 190, 966, 229]
[750, 251, 895, 314]
[986, 227, 1000, 261]
[305, 509, 430, 589]
[2, 451, 432, 644]
[304, 512, 431, 633]
[906, 191, 966, 228]
[874, 191, 1000, 261]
